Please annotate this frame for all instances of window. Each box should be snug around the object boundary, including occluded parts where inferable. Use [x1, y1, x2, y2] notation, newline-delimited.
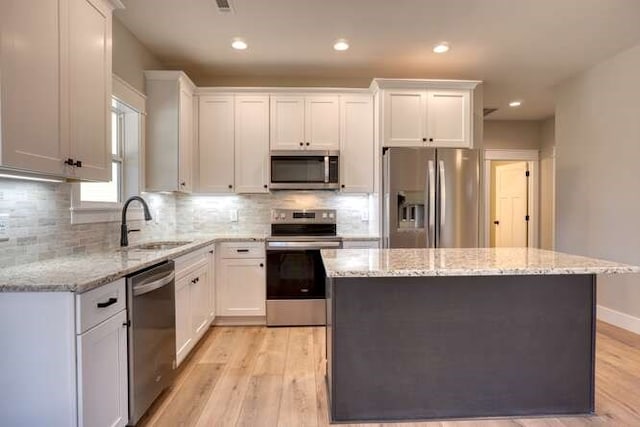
[71, 75, 146, 224]
[80, 101, 124, 203]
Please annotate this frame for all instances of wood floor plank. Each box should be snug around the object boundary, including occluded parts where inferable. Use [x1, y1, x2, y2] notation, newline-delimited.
[235, 328, 290, 427]
[152, 363, 224, 427]
[278, 327, 319, 427]
[194, 327, 266, 426]
[141, 322, 640, 427]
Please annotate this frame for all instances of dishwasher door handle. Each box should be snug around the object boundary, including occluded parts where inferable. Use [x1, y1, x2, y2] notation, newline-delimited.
[133, 272, 175, 296]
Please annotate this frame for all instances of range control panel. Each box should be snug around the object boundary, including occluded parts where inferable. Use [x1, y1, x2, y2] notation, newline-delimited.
[271, 209, 336, 224]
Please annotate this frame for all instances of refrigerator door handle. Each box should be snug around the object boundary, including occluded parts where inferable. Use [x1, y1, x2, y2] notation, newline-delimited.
[427, 160, 436, 248]
[439, 160, 446, 229]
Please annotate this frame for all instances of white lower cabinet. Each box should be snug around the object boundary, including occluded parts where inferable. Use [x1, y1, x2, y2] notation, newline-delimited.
[174, 247, 215, 366]
[216, 242, 266, 321]
[77, 310, 128, 427]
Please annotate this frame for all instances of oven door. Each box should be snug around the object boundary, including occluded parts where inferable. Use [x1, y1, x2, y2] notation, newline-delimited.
[267, 248, 326, 299]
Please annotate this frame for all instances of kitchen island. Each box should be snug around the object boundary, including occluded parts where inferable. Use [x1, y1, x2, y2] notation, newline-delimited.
[321, 247, 639, 423]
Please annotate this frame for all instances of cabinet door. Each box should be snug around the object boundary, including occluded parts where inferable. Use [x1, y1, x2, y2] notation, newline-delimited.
[190, 266, 210, 340]
[426, 89, 470, 148]
[207, 248, 216, 322]
[197, 95, 235, 193]
[77, 310, 128, 427]
[305, 96, 340, 150]
[218, 258, 266, 317]
[270, 96, 305, 150]
[178, 86, 194, 192]
[0, 0, 67, 176]
[66, 0, 112, 181]
[340, 96, 373, 193]
[175, 275, 193, 366]
[383, 90, 426, 147]
[235, 95, 269, 193]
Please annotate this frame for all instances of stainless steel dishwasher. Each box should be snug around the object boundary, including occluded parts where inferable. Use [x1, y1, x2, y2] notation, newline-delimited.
[126, 260, 176, 426]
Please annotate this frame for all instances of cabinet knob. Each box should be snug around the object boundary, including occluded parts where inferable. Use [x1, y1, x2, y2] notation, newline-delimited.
[180, 181, 186, 186]
[299, 142, 304, 146]
[422, 138, 427, 142]
[306, 142, 310, 146]
[259, 263, 264, 268]
[341, 184, 345, 189]
[228, 184, 233, 189]
[64, 158, 75, 166]
[263, 184, 268, 189]
[74, 160, 82, 168]
[209, 250, 214, 254]
[429, 138, 433, 142]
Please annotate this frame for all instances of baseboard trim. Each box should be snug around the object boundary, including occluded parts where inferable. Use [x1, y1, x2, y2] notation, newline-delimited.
[213, 315, 266, 326]
[597, 305, 640, 335]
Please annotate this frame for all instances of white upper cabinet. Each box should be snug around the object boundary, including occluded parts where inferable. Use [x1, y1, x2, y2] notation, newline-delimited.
[145, 71, 196, 192]
[426, 90, 470, 148]
[197, 95, 235, 193]
[376, 79, 479, 149]
[270, 95, 339, 151]
[235, 95, 270, 193]
[0, 0, 117, 180]
[340, 95, 374, 193]
[384, 90, 426, 147]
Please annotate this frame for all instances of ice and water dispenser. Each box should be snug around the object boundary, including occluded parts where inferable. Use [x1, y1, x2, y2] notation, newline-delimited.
[397, 191, 424, 230]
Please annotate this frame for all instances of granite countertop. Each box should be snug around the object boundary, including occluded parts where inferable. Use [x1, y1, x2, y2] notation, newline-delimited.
[0, 233, 267, 293]
[321, 247, 640, 278]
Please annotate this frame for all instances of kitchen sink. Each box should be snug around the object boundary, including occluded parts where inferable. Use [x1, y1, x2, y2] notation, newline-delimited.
[122, 241, 193, 251]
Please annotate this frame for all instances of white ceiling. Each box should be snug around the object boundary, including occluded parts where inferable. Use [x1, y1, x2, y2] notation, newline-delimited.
[115, 0, 640, 120]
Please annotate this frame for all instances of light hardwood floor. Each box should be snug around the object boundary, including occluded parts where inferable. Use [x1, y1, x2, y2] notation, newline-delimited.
[139, 322, 640, 426]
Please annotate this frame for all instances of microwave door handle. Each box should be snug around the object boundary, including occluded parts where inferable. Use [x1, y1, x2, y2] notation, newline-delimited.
[324, 156, 329, 183]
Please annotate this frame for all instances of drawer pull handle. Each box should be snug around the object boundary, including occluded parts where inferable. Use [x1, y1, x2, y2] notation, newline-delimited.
[97, 297, 118, 308]
[237, 249, 249, 253]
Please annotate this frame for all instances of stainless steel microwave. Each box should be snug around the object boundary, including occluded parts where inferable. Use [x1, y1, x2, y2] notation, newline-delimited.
[270, 150, 339, 190]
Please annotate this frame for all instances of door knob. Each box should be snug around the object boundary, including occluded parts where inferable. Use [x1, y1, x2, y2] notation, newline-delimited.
[493, 221, 500, 225]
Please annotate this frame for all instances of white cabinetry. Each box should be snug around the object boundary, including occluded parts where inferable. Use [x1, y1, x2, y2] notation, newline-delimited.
[216, 241, 266, 321]
[174, 249, 210, 366]
[206, 245, 216, 322]
[376, 79, 480, 149]
[145, 71, 196, 192]
[235, 95, 270, 193]
[340, 95, 374, 193]
[0, 278, 128, 426]
[197, 95, 235, 193]
[270, 95, 339, 150]
[0, 0, 117, 180]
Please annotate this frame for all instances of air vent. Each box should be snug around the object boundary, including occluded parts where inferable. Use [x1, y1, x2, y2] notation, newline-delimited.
[215, 0, 234, 13]
[483, 108, 498, 117]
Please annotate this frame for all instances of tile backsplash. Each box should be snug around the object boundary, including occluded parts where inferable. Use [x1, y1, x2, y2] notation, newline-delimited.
[0, 178, 376, 268]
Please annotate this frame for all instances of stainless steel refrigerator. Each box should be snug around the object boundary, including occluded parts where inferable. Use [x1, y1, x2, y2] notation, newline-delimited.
[382, 147, 479, 248]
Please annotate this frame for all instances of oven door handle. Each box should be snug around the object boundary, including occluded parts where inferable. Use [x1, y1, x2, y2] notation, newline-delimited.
[267, 241, 342, 250]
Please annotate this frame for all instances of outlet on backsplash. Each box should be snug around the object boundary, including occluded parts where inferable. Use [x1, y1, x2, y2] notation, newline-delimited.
[229, 209, 238, 222]
[361, 209, 369, 222]
[0, 213, 9, 242]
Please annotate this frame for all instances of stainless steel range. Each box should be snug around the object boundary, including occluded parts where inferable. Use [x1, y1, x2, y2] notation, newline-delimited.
[266, 209, 342, 326]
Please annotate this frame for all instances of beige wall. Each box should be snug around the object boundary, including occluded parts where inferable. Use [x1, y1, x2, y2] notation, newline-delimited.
[112, 17, 164, 93]
[556, 42, 640, 321]
[483, 120, 543, 150]
[539, 118, 555, 250]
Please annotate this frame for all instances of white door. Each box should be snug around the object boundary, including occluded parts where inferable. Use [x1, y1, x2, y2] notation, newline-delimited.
[190, 265, 210, 340]
[178, 86, 194, 192]
[197, 95, 235, 193]
[218, 258, 266, 317]
[340, 95, 374, 193]
[383, 90, 426, 147]
[77, 310, 128, 427]
[235, 95, 270, 193]
[175, 275, 193, 366]
[426, 89, 470, 148]
[305, 96, 340, 150]
[0, 0, 67, 176]
[270, 96, 305, 150]
[67, 0, 112, 181]
[495, 162, 529, 247]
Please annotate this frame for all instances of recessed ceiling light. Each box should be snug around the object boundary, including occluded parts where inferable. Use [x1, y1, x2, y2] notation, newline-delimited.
[333, 39, 349, 51]
[231, 38, 247, 50]
[433, 42, 450, 54]
[509, 100, 522, 107]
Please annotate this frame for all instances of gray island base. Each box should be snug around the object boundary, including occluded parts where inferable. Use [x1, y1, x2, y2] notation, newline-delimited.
[321, 248, 640, 423]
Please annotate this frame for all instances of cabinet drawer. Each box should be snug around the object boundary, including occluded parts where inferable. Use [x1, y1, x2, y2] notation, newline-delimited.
[220, 242, 265, 259]
[76, 278, 126, 334]
[174, 248, 207, 279]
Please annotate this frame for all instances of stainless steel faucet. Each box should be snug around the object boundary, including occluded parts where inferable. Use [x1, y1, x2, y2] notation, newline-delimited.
[121, 196, 153, 247]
